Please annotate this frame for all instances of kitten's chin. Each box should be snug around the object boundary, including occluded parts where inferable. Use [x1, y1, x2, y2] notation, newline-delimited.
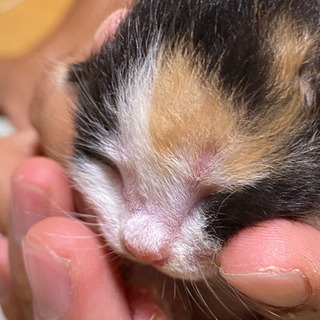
[155, 260, 218, 281]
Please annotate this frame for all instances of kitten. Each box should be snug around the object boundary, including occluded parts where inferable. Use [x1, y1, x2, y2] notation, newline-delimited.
[59, 0, 320, 318]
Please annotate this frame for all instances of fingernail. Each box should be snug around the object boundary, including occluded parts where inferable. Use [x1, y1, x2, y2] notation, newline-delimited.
[220, 267, 311, 308]
[23, 239, 71, 320]
[11, 179, 51, 243]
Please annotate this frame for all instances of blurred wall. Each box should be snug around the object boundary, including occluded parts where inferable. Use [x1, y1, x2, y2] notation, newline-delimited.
[0, 0, 75, 57]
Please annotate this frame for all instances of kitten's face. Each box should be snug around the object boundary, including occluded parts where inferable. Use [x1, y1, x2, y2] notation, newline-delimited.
[69, 53, 224, 279]
[68, 0, 320, 280]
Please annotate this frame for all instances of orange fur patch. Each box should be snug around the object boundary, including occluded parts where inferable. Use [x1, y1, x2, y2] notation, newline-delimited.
[149, 50, 236, 160]
[148, 16, 317, 188]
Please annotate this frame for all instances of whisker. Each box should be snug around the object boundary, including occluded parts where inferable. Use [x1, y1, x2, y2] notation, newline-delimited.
[191, 281, 216, 319]
[161, 279, 166, 300]
[182, 279, 193, 313]
[199, 265, 242, 320]
[174, 280, 189, 313]
[184, 280, 210, 319]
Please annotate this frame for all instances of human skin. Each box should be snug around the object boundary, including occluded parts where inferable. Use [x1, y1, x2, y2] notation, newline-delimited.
[0, 157, 137, 319]
[1, 0, 320, 319]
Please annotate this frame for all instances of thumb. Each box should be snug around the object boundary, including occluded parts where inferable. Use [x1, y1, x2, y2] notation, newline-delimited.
[219, 219, 320, 319]
[23, 217, 132, 320]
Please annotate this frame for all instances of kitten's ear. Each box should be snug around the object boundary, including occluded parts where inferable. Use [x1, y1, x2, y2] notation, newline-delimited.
[301, 74, 320, 108]
[93, 9, 128, 50]
[67, 9, 128, 88]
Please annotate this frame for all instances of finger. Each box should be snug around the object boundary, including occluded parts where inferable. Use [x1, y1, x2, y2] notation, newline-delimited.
[8, 157, 74, 319]
[0, 234, 25, 320]
[12, 157, 74, 220]
[219, 219, 320, 319]
[10, 156, 74, 248]
[0, 129, 39, 234]
[22, 217, 132, 320]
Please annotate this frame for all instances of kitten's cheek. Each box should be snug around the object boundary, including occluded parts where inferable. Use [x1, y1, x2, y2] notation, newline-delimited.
[30, 72, 75, 164]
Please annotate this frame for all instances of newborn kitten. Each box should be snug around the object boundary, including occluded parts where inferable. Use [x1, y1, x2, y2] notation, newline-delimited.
[63, 0, 320, 318]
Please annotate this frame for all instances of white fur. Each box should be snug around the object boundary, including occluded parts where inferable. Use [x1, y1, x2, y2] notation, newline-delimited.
[70, 45, 221, 281]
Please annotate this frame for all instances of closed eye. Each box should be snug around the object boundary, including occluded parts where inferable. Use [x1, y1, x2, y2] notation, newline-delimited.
[91, 152, 119, 171]
[75, 145, 120, 172]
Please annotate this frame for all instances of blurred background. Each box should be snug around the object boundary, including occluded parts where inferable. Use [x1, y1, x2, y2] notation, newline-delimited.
[0, 0, 75, 57]
[0, 0, 75, 135]
[0, 0, 74, 318]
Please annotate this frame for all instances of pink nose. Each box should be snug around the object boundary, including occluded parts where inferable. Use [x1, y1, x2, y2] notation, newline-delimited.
[123, 214, 170, 265]
[124, 240, 168, 265]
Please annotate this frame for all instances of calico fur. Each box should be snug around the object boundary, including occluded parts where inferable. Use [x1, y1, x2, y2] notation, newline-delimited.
[69, 0, 320, 245]
[65, 0, 320, 318]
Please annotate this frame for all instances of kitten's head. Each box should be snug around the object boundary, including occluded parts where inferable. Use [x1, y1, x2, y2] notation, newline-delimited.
[67, 0, 320, 280]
